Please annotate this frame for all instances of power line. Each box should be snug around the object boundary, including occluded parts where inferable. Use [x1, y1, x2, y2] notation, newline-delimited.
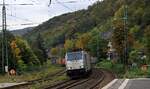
[0, 13, 34, 23]
[7, 14, 34, 23]
[55, 0, 74, 11]
[48, 0, 51, 6]
[30, 0, 40, 5]
[0, 23, 40, 27]
[53, 0, 98, 11]
[0, 0, 99, 30]
[0, 3, 34, 6]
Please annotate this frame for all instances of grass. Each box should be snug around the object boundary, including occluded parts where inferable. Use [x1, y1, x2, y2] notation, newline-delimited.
[96, 60, 150, 78]
[124, 67, 150, 78]
[30, 73, 69, 89]
[0, 60, 65, 83]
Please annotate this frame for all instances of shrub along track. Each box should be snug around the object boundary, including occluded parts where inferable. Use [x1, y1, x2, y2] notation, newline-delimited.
[44, 68, 115, 89]
[2, 69, 66, 89]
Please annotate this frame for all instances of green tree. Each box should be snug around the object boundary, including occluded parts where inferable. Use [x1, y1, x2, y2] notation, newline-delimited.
[128, 50, 140, 65]
[87, 34, 107, 59]
[35, 33, 47, 64]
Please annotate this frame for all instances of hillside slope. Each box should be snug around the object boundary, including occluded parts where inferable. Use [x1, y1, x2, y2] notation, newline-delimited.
[24, 0, 119, 47]
[11, 27, 33, 36]
[24, 0, 150, 53]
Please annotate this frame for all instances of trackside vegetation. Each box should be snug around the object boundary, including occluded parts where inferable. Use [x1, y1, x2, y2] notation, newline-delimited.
[96, 60, 150, 78]
[0, 60, 65, 83]
[0, 0, 149, 79]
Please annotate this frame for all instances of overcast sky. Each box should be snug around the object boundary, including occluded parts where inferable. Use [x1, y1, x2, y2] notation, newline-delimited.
[0, 0, 100, 30]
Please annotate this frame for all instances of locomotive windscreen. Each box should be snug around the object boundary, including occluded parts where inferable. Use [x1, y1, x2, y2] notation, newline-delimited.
[67, 51, 82, 61]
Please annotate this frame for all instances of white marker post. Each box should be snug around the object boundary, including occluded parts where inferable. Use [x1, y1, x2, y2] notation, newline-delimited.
[5, 66, 8, 73]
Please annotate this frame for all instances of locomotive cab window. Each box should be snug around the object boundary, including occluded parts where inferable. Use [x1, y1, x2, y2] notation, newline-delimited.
[66, 51, 83, 61]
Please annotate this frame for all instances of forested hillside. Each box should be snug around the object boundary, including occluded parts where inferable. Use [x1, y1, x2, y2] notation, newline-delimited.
[11, 27, 33, 36]
[24, 0, 150, 64]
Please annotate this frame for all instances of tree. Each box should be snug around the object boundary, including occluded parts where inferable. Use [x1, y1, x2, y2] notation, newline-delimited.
[59, 48, 66, 58]
[112, 19, 124, 63]
[112, 6, 125, 63]
[128, 50, 140, 66]
[50, 47, 59, 56]
[10, 37, 40, 72]
[14, 37, 40, 66]
[10, 40, 27, 72]
[144, 25, 150, 61]
[64, 39, 75, 51]
[129, 25, 140, 38]
[0, 31, 15, 73]
[75, 33, 92, 50]
[35, 33, 47, 64]
[87, 34, 107, 59]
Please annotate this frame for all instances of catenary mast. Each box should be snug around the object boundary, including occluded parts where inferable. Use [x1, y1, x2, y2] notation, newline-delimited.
[2, 0, 9, 73]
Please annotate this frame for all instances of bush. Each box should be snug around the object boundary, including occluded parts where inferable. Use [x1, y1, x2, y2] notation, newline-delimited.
[96, 59, 124, 77]
[125, 67, 146, 78]
[112, 63, 124, 74]
[96, 60, 113, 70]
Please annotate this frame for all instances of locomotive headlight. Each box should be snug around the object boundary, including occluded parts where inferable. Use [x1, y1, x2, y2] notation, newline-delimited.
[80, 65, 84, 68]
[67, 67, 70, 69]
[68, 67, 72, 70]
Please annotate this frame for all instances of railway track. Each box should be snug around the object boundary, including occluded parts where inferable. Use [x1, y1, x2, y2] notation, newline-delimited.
[44, 68, 114, 89]
[45, 78, 90, 89]
[94, 69, 116, 89]
[28, 69, 66, 84]
[2, 69, 66, 89]
[2, 68, 115, 89]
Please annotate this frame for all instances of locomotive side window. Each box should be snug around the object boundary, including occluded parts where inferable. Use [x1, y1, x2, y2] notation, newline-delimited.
[84, 54, 87, 66]
[84, 54, 87, 60]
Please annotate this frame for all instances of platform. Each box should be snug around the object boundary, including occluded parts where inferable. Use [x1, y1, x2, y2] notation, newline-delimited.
[102, 78, 150, 89]
[0, 82, 27, 88]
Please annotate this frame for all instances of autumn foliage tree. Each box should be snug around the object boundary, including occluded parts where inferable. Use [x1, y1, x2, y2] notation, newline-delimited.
[112, 20, 124, 62]
[75, 33, 92, 50]
[64, 39, 75, 51]
[50, 47, 59, 56]
[10, 37, 40, 71]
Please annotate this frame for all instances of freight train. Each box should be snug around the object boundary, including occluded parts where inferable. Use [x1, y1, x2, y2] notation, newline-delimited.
[51, 57, 65, 66]
[65, 51, 92, 78]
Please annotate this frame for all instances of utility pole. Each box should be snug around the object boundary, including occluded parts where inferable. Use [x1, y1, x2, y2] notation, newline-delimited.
[97, 33, 100, 60]
[2, 0, 9, 73]
[123, 0, 128, 69]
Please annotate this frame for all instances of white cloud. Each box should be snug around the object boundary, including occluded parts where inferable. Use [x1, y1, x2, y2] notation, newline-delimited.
[0, 0, 100, 30]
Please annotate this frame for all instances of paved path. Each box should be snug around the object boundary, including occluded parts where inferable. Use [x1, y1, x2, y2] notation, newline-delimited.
[0, 82, 27, 88]
[102, 78, 150, 89]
